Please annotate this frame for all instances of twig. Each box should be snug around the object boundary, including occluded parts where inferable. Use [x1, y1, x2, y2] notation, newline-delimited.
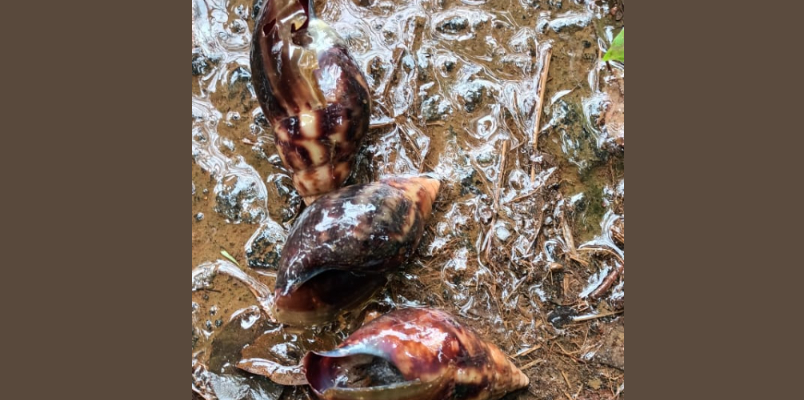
[482, 139, 509, 261]
[399, 123, 422, 153]
[562, 216, 588, 267]
[531, 46, 553, 183]
[381, 47, 405, 100]
[612, 230, 625, 245]
[509, 188, 542, 203]
[611, 382, 624, 399]
[369, 119, 396, 129]
[561, 370, 574, 400]
[495, 139, 510, 211]
[561, 216, 577, 257]
[589, 262, 624, 300]
[561, 370, 573, 391]
[513, 343, 542, 358]
[611, 220, 625, 246]
[503, 273, 530, 304]
[524, 209, 545, 255]
[572, 309, 624, 322]
[556, 341, 582, 356]
[520, 358, 545, 370]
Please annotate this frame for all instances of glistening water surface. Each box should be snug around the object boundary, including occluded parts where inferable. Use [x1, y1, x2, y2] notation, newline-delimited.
[192, 0, 625, 399]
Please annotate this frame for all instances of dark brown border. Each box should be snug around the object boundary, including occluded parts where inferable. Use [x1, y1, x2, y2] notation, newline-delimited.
[625, 1, 767, 399]
[6, 1, 190, 399]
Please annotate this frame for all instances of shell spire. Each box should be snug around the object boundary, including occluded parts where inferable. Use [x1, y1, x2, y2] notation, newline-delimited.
[302, 308, 530, 400]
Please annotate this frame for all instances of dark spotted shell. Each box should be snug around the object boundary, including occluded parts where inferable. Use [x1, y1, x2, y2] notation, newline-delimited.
[272, 176, 440, 326]
[251, 0, 371, 204]
[303, 308, 530, 400]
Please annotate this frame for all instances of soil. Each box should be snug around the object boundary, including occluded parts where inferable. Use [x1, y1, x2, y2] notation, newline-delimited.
[192, 0, 625, 399]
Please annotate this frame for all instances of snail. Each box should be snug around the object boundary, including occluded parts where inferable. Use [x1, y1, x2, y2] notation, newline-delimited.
[272, 175, 441, 325]
[238, 307, 530, 400]
[251, 0, 372, 205]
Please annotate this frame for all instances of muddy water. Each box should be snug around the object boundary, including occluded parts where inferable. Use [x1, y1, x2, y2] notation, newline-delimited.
[193, 0, 625, 399]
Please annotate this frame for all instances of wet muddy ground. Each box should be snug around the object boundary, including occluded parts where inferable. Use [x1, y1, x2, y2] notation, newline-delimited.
[193, 0, 624, 399]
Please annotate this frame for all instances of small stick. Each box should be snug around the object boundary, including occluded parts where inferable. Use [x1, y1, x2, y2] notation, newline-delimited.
[611, 383, 624, 399]
[482, 139, 509, 261]
[531, 46, 553, 183]
[561, 370, 574, 399]
[562, 274, 571, 303]
[555, 341, 581, 356]
[513, 343, 542, 358]
[524, 212, 544, 254]
[561, 370, 572, 388]
[572, 309, 624, 322]
[612, 230, 625, 245]
[561, 215, 589, 268]
[520, 358, 545, 370]
[483, 224, 495, 264]
[570, 254, 589, 268]
[502, 273, 529, 304]
[509, 189, 541, 203]
[589, 262, 624, 299]
[381, 47, 405, 100]
[399, 123, 422, 153]
[611, 222, 625, 245]
[495, 139, 510, 211]
[561, 216, 576, 257]
[369, 119, 396, 129]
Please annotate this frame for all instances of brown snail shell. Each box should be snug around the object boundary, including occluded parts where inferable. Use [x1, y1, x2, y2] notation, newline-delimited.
[302, 307, 530, 400]
[251, 0, 372, 204]
[272, 176, 440, 326]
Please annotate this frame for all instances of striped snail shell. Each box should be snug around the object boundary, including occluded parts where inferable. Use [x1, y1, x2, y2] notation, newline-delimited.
[303, 307, 530, 400]
[251, 0, 371, 204]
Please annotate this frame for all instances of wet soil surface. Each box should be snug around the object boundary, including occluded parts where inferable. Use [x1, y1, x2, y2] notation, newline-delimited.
[193, 0, 625, 399]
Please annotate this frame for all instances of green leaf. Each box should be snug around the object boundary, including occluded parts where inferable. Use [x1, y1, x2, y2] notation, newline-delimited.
[220, 249, 240, 267]
[603, 28, 624, 63]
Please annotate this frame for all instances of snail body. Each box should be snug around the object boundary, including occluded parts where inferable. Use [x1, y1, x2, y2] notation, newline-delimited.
[251, 0, 371, 204]
[302, 307, 529, 400]
[272, 176, 440, 326]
